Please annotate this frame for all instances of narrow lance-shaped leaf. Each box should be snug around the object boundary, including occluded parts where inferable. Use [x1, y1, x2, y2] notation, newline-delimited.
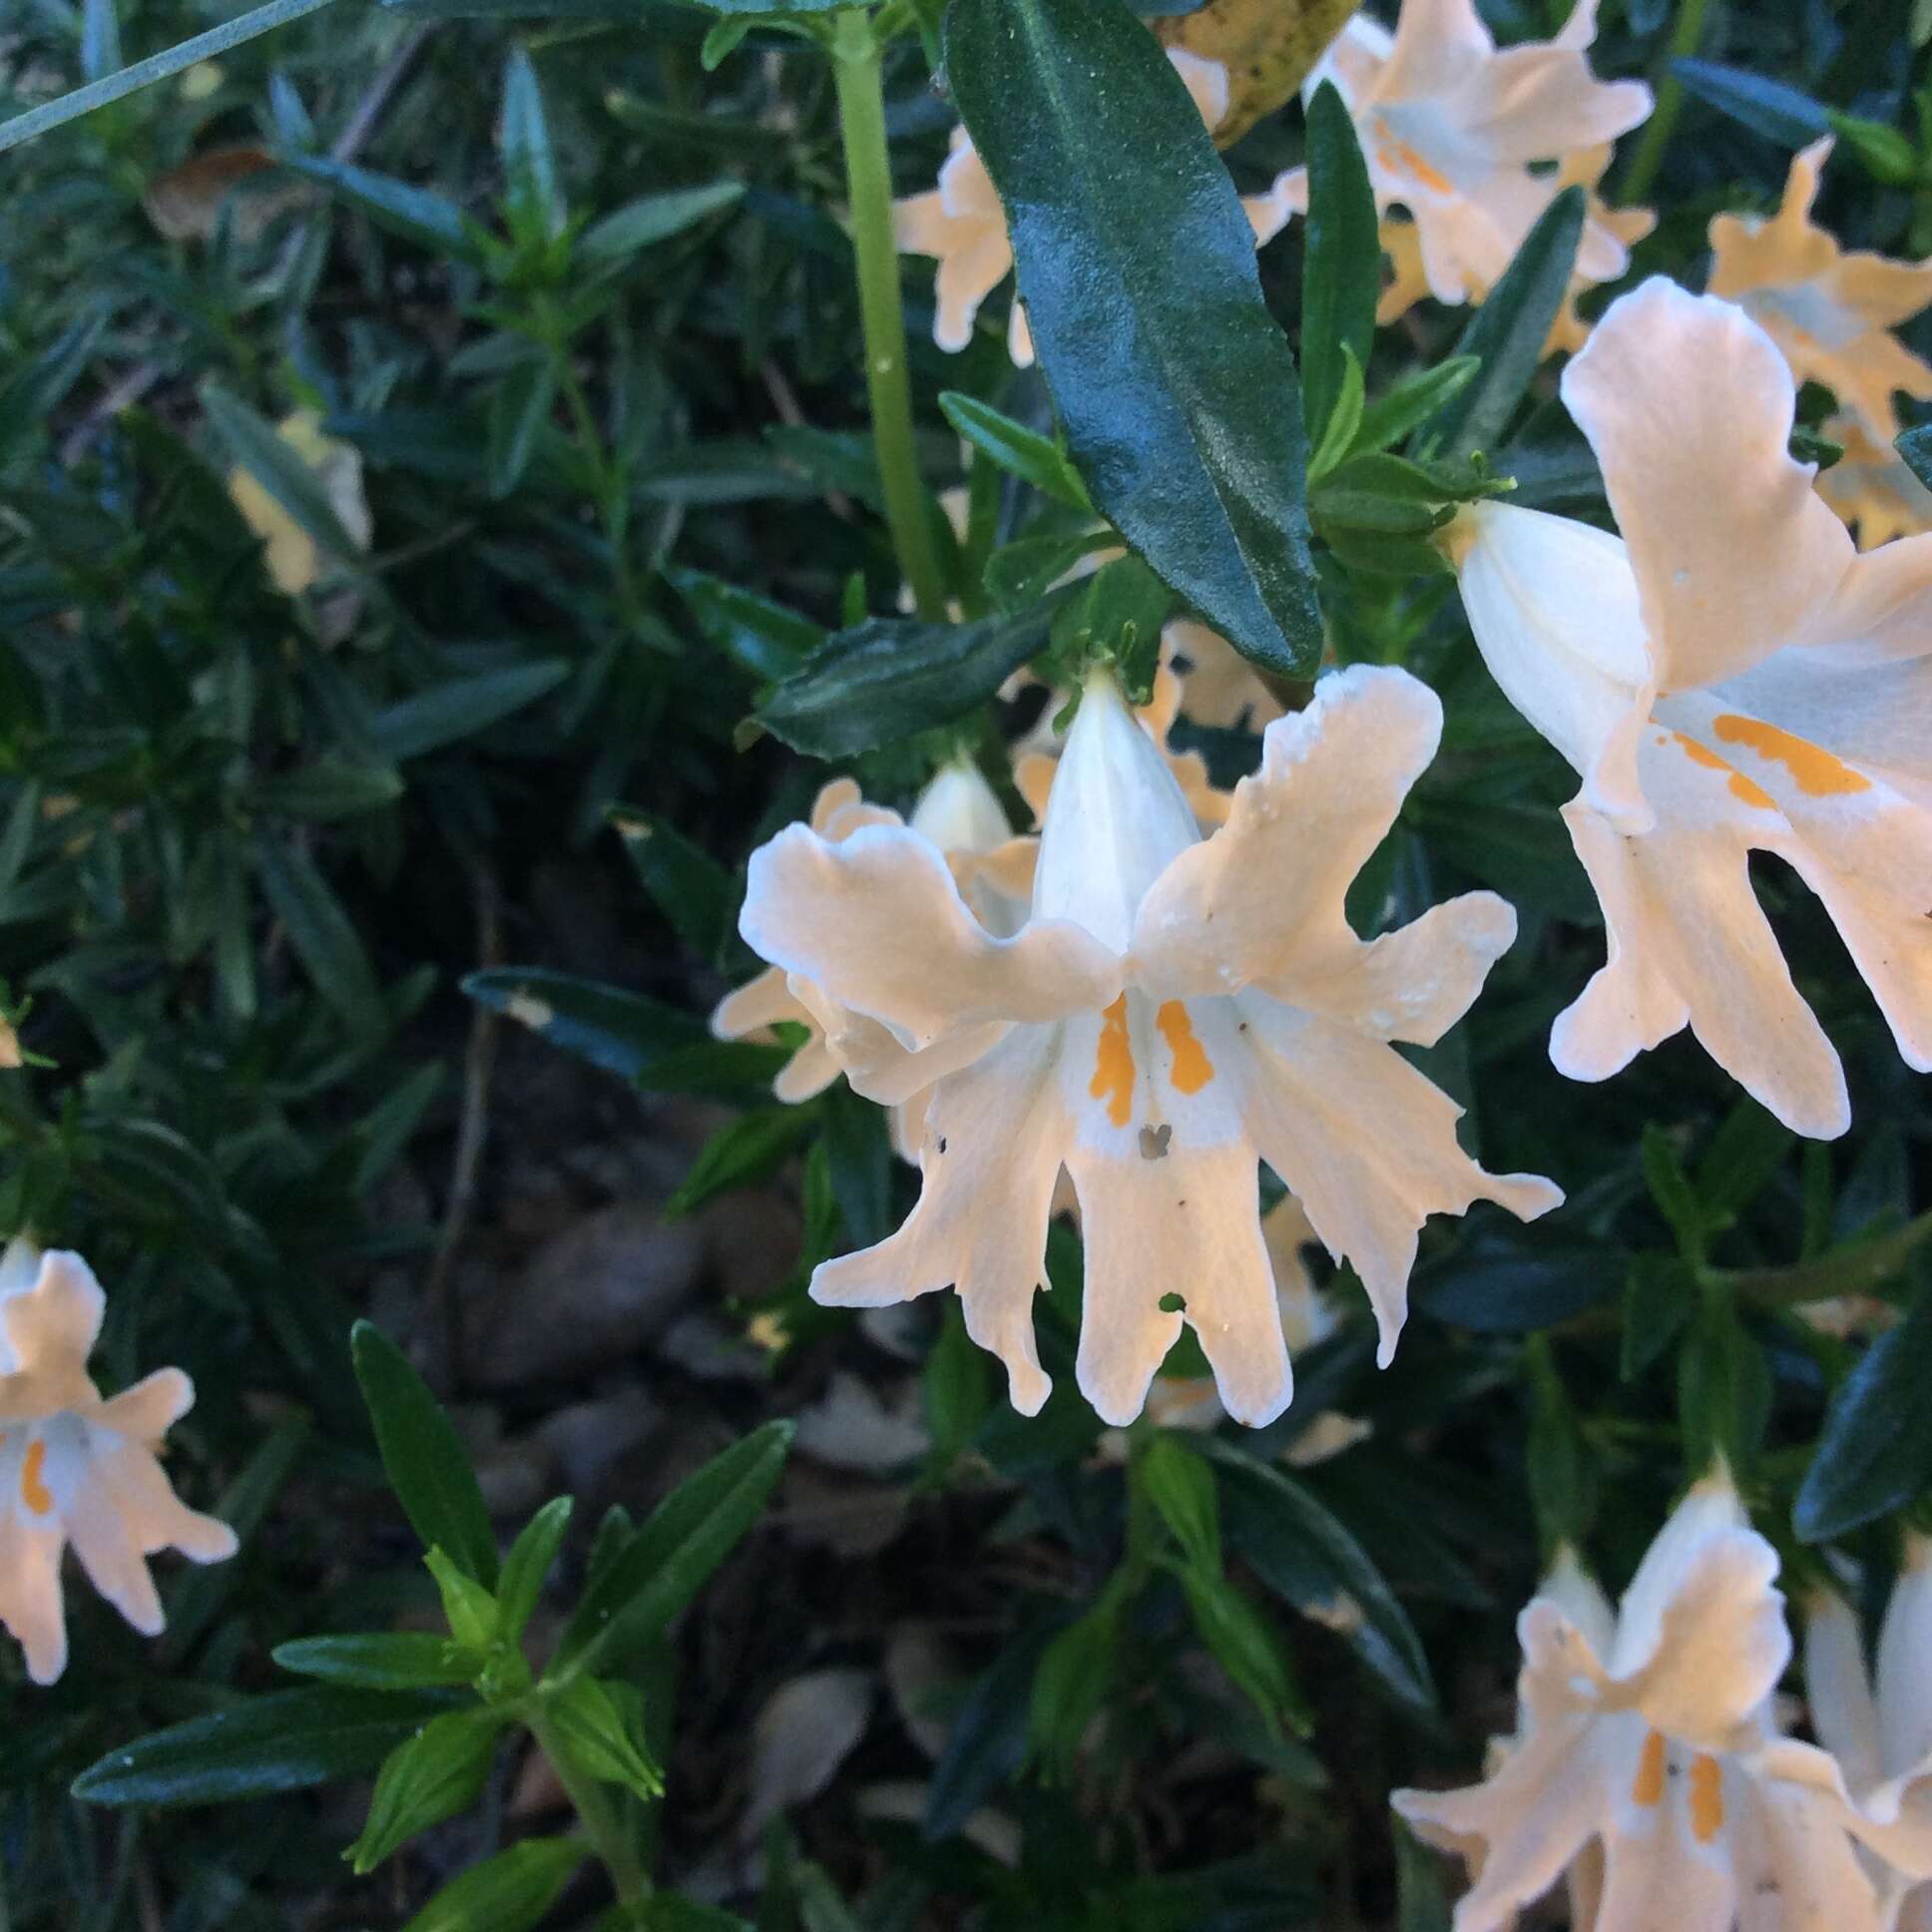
[1300, 81, 1379, 451]
[949, 0, 1322, 678]
[1412, 188, 1585, 462]
[351, 1320, 500, 1587]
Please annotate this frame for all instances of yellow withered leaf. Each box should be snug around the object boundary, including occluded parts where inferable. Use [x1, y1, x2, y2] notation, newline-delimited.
[1153, 0, 1360, 146]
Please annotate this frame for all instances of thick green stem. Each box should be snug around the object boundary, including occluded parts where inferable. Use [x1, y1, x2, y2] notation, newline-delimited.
[526, 1709, 650, 1908]
[831, 11, 949, 622]
[1618, 0, 1714, 207]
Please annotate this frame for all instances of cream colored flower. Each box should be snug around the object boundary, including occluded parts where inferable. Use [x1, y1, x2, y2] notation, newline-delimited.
[737, 663, 1559, 1427]
[1398, 1477, 1932, 1932]
[1816, 411, 1932, 551]
[713, 767, 1033, 1164]
[1014, 636, 1231, 833]
[1273, 1, 1650, 321]
[1447, 278, 1932, 1138]
[893, 51, 1298, 366]
[1162, 619, 1286, 730]
[1709, 139, 1932, 442]
[0, 1240, 237, 1685]
[1806, 1542, 1932, 1931]
[227, 409, 373, 600]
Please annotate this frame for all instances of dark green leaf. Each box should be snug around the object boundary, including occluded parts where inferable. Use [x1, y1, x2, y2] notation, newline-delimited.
[1795, 1285, 1932, 1542]
[284, 155, 487, 262]
[498, 1497, 576, 1642]
[257, 757, 404, 819]
[672, 569, 823, 681]
[1898, 424, 1932, 494]
[397, 1840, 589, 1932]
[1413, 189, 1584, 461]
[609, 806, 734, 961]
[1622, 1254, 1695, 1382]
[664, 1109, 812, 1217]
[349, 1706, 504, 1872]
[255, 835, 383, 1027]
[465, 965, 786, 1098]
[1211, 1445, 1437, 1714]
[1672, 58, 1830, 147]
[1028, 1605, 1115, 1776]
[1350, 358, 1479, 458]
[369, 661, 570, 760]
[1180, 1571, 1302, 1732]
[924, 1622, 1056, 1840]
[755, 602, 1058, 758]
[938, 392, 1091, 510]
[1141, 1433, 1220, 1574]
[948, 0, 1321, 676]
[1300, 82, 1378, 450]
[1413, 1238, 1624, 1332]
[541, 1675, 663, 1800]
[550, 1420, 792, 1685]
[351, 1321, 499, 1587]
[500, 47, 564, 240]
[274, 1633, 486, 1690]
[72, 1688, 463, 1807]
[487, 356, 559, 499]
[580, 183, 745, 266]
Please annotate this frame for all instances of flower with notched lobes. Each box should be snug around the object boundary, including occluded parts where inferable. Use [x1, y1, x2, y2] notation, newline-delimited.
[1709, 139, 1932, 442]
[1397, 1475, 1932, 1932]
[1447, 278, 1932, 1139]
[1815, 410, 1932, 551]
[736, 663, 1559, 1428]
[0, 1240, 237, 1685]
[1271, 0, 1650, 322]
[892, 50, 1299, 368]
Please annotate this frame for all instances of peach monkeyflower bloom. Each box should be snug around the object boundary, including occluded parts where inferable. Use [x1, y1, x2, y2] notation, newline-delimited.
[893, 50, 1298, 368]
[1806, 1542, 1932, 1931]
[1815, 411, 1932, 551]
[1398, 1474, 1932, 1932]
[712, 764, 1033, 1159]
[736, 662, 1559, 1427]
[1272, 0, 1650, 321]
[1013, 635, 1231, 833]
[0, 1239, 237, 1685]
[1709, 139, 1932, 442]
[1163, 619, 1286, 730]
[1446, 278, 1932, 1138]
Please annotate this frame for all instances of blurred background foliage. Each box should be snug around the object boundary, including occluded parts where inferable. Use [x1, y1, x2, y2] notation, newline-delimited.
[0, 0, 1930, 1926]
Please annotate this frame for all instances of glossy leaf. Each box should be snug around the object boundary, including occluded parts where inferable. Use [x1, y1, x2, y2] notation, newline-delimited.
[72, 1688, 464, 1806]
[465, 965, 786, 1097]
[273, 1632, 486, 1690]
[351, 1320, 500, 1587]
[397, 1839, 589, 1932]
[1672, 58, 1830, 147]
[498, 1496, 576, 1642]
[1300, 82, 1378, 449]
[1795, 1284, 1932, 1542]
[348, 1705, 504, 1872]
[368, 661, 569, 760]
[1413, 188, 1584, 461]
[938, 392, 1091, 510]
[580, 183, 744, 266]
[755, 603, 1058, 757]
[549, 1419, 793, 1685]
[1211, 1445, 1437, 1714]
[948, 0, 1321, 677]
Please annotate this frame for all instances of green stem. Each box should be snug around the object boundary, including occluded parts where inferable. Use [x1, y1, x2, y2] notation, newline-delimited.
[830, 10, 949, 622]
[0, 0, 339, 154]
[526, 1709, 651, 1907]
[1618, 0, 1714, 206]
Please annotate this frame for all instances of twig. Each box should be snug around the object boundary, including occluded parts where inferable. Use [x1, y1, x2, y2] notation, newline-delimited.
[424, 860, 501, 1389]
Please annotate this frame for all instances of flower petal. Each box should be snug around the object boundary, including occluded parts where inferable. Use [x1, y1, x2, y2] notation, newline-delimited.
[1238, 997, 1562, 1365]
[1604, 1477, 1790, 1748]
[1134, 665, 1462, 1013]
[1550, 731, 1851, 1141]
[0, 1508, 67, 1684]
[1451, 501, 1655, 829]
[1, 1250, 106, 1387]
[65, 1467, 166, 1637]
[93, 1366, 195, 1444]
[1067, 1140, 1288, 1427]
[811, 1029, 1068, 1417]
[1879, 1541, 1932, 1785]
[1562, 278, 1854, 692]
[742, 822, 1122, 1053]
[1805, 1593, 1885, 1798]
